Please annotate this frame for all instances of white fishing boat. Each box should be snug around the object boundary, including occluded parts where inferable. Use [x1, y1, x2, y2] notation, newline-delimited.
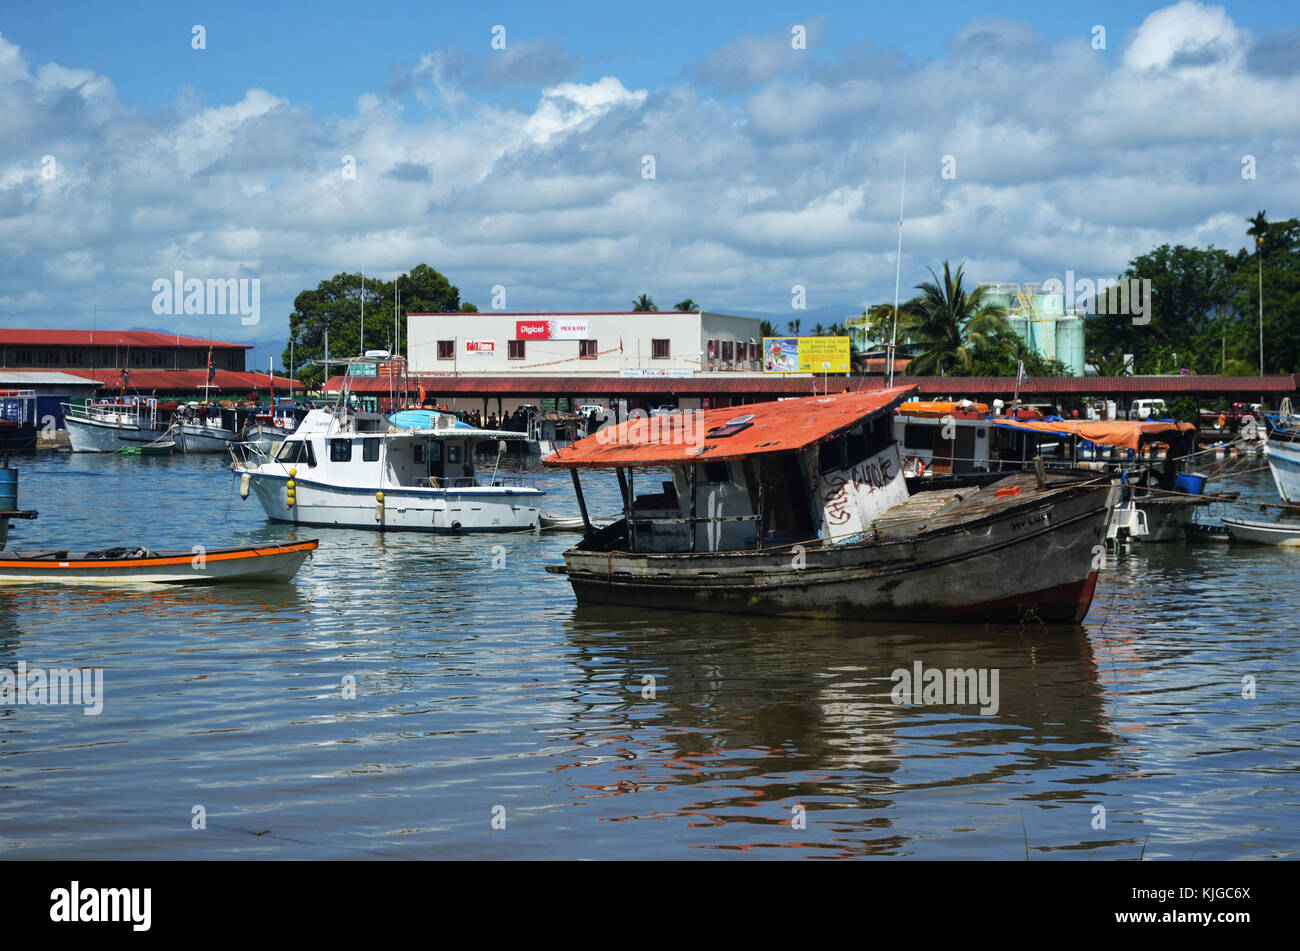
[1222, 517, 1300, 546]
[233, 355, 544, 532]
[63, 398, 178, 453]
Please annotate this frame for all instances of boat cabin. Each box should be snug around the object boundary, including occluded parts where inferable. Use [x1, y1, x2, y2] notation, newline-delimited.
[545, 387, 918, 553]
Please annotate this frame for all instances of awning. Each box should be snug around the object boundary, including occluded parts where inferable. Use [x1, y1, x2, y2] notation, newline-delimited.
[994, 418, 1196, 451]
[545, 385, 917, 468]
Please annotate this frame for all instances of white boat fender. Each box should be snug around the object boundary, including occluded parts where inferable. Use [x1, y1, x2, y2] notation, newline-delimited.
[375, 490, 384, 522]
[239, 472, 251, 499]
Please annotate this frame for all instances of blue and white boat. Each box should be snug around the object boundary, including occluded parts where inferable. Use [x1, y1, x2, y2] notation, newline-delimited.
[1263, 400, 1300, 504]
[232, 356, 543, 532]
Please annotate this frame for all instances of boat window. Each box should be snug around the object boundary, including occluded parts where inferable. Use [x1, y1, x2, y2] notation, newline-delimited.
[902, 424, 933, 451]
[329, 439, 353, 462]
[363, 438, 380, 462]
[846, 427, 868, 466]
[819, 436, 847, 471]
[276, 440, 317, 467]
[700, 460, 730, 484]
[413, 444, 425, 464]
[447, 444, 462, 464]
[428, 441, 441, 462]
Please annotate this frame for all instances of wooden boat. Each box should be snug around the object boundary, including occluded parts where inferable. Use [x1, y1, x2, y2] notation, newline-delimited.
[0, 539, 317, 584]
[544, 388, 1118, 624]
[1184, 521, 1230, 542]
[539, 512, 614, 531]
[1222, 517, 1300, 546]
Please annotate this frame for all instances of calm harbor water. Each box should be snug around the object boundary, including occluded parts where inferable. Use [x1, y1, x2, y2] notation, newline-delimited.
[1, 450, 1297, 860]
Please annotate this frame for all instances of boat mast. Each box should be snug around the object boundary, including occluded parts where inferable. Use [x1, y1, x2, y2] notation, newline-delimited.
[888, 140, 908, 388]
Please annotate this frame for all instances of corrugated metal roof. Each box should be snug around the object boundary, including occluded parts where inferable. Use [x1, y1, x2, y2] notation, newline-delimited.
[0, 370, 105, 386]
[69, 369, 298, 392]
[0, 329, 250, 349]
[546, 386, 918, 468]
[327, 373, 1297, 398]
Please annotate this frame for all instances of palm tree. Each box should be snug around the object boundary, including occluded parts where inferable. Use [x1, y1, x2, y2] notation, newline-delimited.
[673, 298, 698, 312]
[633, 294, 657, 312]
[812, 323, 827, 336]
[1246, 210, 1267, 374]
[899, 261, 1011, 376]
[785, 318, 801, 335]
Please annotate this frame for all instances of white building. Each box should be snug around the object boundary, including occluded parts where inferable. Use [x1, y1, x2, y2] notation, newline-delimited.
[407, 311, 766, 376]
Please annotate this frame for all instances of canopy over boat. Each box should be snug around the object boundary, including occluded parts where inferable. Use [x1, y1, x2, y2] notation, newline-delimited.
[545, 385, 917, 469]
[992, 418, 1195, 451]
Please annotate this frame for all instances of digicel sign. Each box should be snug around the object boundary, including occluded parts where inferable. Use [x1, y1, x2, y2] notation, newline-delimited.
[516, 321, 551, 340]
[514, 319, 588, 340]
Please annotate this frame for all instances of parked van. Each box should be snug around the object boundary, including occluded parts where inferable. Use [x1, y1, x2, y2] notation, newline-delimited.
[1130, 398, 1167, 420]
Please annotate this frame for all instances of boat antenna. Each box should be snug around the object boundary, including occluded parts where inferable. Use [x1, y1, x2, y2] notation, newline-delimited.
[359, 266, 365, 354]
[888, 139, 908, 388]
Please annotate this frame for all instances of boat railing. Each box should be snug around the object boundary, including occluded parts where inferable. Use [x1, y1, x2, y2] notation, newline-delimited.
[424, 475, 538, 490]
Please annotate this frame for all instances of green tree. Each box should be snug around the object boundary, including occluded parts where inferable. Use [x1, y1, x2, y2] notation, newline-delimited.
[286, 264, 468, 388]
[897, 261, 1012, 376]
[673, 298, 697, 312]
[633, 294, 657, 312]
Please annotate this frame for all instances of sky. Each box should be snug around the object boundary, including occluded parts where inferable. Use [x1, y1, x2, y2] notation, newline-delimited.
[2, 0, 1298, 370]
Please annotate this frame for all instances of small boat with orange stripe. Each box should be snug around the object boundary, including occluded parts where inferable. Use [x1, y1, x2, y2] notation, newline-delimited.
[0, 539, 317, 585]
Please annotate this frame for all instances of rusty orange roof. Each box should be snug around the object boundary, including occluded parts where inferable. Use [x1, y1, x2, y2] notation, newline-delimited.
[545, 385, 918, 469]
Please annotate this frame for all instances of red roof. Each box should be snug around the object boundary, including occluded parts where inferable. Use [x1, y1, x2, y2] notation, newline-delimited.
[69, 369, 298, 393]
[545, 386, 917, 469]
[326, 373, 1297, 399]
[0, 329, 250, 349]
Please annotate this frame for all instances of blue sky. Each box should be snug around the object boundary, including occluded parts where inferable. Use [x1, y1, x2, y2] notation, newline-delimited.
[2, 1, 1298, 369]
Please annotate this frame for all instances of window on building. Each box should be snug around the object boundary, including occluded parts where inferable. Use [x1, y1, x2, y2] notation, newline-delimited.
[363, 438, 381, 462]
[508, 340, 526, 360]
[749, 342, 761, 363]
[151, 351, 166, 366]
[131, 351, 145, 366]
[706, 340, 718, 362]
[63, 350, 84, 365]
[14, 349, 32, 365]
[39, 350, 58, 365]
[579, 340, 598, 359]
[651, 339, 670, 360]
[721, 340, 734, 361]
[437, 340, 455, 360]
[329, 438, 353, 462]
[226, 351, 240, 369]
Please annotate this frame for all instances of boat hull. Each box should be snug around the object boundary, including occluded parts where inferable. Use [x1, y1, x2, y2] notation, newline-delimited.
[65, 415, 174, 453]
[246, 473, 542, 532]
[1223, 517, 1300, 546]
[1132, 497, 1205, 542]
[180, 424, 243, 453]
[1265, 437, 1300, 504]
[0, 540, 316, 584]
[558, 481, 1113, 623]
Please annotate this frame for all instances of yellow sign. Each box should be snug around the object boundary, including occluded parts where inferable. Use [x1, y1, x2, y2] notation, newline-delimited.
[762, 336, 850, 374]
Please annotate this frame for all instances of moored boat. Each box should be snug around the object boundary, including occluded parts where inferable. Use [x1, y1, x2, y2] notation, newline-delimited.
[0, 540, 317, 584]
[544, 387, 1118, 624]
[233, 355, 544, 532]
[1222, 517, 1300, 546]
[63, 398, 178, 453]
[1262, 402, 1300, 503]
